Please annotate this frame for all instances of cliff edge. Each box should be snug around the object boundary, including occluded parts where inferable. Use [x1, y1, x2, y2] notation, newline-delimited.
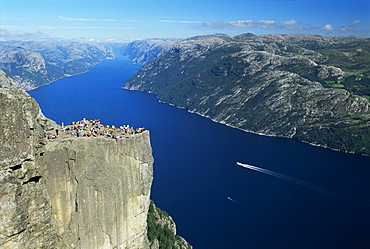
[0, 69, 62, 248]
[0, 69, 154, 248]
[43, 133, 153, 248]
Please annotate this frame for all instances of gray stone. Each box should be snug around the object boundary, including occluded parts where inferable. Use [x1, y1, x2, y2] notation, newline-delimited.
[0, 70, 154, 248]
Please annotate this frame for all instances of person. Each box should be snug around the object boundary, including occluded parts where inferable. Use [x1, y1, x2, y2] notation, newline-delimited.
[56, 129, 59, 136]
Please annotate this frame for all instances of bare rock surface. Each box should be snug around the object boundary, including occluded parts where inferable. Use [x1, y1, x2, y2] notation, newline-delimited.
[124, 33, 370, 156]
[0, 70, 154, 248]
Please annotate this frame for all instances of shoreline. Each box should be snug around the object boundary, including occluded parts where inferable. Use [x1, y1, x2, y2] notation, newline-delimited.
[23, 57, 123, 92]
[25, 61, 367, 157]
[154, 93, 365, 157]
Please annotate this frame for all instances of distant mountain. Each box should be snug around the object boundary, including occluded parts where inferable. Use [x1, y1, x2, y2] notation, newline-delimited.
[0, 39, 181, 90]
[0, 41, 114, 90]
[124, 33, 370, 156]
[124, 38, 180, 65]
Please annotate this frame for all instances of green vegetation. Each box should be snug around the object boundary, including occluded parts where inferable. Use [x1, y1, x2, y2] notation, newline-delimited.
[295, 116, 370, 155]
[125, 34, 370, 156]
[315, 38, 370, 96]
[323, 80, 345, 88]
[147, 201, 191, 249]
[147, 201, 175, 248]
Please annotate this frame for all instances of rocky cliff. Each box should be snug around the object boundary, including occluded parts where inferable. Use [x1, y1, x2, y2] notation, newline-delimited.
[124, 33, 370, 156]
[43, 132, 153, 248]
[0, 69, 62, 248]
[0, 70, 154, 248]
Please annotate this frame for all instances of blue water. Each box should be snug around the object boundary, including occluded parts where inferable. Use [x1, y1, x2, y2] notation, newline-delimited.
[28, 57, 370, 249]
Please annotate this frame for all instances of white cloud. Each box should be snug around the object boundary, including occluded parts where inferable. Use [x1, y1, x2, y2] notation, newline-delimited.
[204, 19, 314, 31]
[202, 18, 369, 35]
[203, 20, 257, 29]
[322, 24, 335, 31]
[183, 18, 369, 35]
[38, 26, 132, 30]
[259, 20, 276, 29]
[0, 29, 49, 40]
[202, 19, 318, 31]
[104, 38, 141, 43]
[281, 19, 299, 25]
[0, 25, 20, 29]
[341, 25, 352, 32]
[340, 20, 365, 33]
[204, 20, 276, 29]
[58, 16, 120, 22]
[160, 20, 202, 24]
[229, 20, 257, 28]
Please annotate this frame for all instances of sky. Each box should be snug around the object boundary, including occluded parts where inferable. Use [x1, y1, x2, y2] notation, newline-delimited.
[0, 0, 369, 42]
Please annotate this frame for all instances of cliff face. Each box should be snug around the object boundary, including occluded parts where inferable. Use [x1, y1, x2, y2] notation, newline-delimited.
[0, 70, 62, 248]
[0, 70, 153, 248]
[43, 134, 153, 249]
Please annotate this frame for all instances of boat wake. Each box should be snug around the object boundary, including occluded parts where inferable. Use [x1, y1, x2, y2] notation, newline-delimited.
[227, 196, 237, 203]
[237, 162, 370, 211]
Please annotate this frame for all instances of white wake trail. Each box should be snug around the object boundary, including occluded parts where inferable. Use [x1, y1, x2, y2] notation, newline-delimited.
[227, 196, 237, 203]
[237, 162, 370, 211]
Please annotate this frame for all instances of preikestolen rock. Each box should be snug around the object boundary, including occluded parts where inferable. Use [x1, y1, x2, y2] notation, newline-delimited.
[0, 69, 154, 249]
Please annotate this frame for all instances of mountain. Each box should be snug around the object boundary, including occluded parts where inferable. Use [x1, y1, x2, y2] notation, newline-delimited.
[0, 70, 191, 248]
[124, 38, 180, 65]
[124, 33, 370, 156]
[0, 39, 179, 91]
[0, 41, 115, 90]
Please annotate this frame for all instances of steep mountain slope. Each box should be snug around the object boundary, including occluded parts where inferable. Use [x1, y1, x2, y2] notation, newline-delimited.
[124, 38, 180, 65]
[124, 33, 370, 156]
[0, 41, 114, 90]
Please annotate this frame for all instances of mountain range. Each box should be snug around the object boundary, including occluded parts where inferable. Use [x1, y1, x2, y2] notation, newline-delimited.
[124, 33, 370, 156]
[2, 34, 370, 156]
[0, 40, 115, 90]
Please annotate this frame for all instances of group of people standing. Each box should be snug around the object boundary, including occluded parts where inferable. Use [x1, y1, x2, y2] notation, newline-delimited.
[47, 118, 145, 140]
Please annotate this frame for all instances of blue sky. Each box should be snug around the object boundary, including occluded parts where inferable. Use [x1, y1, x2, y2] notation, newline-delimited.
[0, 0, 369, 41]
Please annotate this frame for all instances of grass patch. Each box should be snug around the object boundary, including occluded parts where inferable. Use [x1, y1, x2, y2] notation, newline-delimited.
[324, 80, 345, 88]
